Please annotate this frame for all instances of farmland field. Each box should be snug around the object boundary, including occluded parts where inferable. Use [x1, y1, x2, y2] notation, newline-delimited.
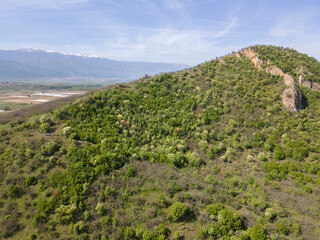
[0, 82, 103, 113]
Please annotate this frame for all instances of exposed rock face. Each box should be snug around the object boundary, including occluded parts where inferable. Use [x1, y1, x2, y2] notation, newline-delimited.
[313, 83, 320, 90]
[241, 48, 264, 70]
[266, 66, 285, 77]
[281, 74, 303, 113]
[298, 75, 320, 90]
[233, 52, 241, 59]
[242, 47, 303, 113]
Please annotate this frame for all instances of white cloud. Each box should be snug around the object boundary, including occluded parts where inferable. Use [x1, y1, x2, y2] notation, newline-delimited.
[97, 18, 239, 65]
[0, 0, 87, 11]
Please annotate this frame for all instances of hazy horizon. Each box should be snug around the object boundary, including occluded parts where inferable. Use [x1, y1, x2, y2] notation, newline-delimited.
[1, 0, 320, 65]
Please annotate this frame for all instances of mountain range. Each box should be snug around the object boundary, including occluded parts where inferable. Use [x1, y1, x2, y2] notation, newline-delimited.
[0, 49, 189, 83]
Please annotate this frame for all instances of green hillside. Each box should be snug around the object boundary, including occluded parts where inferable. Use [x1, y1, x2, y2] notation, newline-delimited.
[1, 45, 320, 240]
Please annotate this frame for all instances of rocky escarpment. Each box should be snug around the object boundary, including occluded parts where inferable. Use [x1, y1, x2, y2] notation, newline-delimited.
[240, 48, 303, 113]
[298, 75, 320, 90]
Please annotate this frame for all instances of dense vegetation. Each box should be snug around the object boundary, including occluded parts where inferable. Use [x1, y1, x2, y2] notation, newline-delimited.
[1, 45, 320, 239]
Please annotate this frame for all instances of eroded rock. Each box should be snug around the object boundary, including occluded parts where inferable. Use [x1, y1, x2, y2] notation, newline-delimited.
[281, 81, 303, 113]
[266, 66, 285, 77]
[241, 48, 264, 70]
[298, 74, 320, 90]
[242, 47, 303, 113]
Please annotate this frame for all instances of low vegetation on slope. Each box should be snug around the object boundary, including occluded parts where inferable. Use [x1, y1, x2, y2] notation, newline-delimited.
[1, 45, 320, 239]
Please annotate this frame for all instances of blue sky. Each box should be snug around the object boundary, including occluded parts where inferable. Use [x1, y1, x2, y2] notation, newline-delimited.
[1, 0, 320, 65]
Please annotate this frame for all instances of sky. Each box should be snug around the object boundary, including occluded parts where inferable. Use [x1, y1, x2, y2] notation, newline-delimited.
[0, 0, 320, 65]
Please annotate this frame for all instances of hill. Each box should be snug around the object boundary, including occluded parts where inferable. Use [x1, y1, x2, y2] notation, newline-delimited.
[0, 49, 188, 82]
[1, 45, 320, 239]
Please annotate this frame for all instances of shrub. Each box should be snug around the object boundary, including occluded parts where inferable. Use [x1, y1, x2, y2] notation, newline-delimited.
[173, 231, 180, 240]
[73, 221, 86, 234]
[277, 219, 289, 235]
[199, 140, 209, 151]
[39, 123, 51, 133]
[249, 224, 269, 240]
[41, 141, 60, 156]
[167, 152, 187, 168]
[55, 204, 77, 224]
[32, 212, 46, 227]
[273, 146, 285, 160]
[25, 176, 38, 186]
[206, 203, 225, 216]
[104, 185, 116, 197]
[264, 135, 276, 151]
[83, 210, 90, 221]
[186, 151, 202, 167]
[258, 152, 266, 161]
[169, 201, 188, 222]
[247, 155, 254, 162]
[217, 209, 244, 231]
[62, 126, 72, 136]
[264, 207, 277, 221]
[40, 114, 50, 124]
[155, 223, 171, 238]
[126, 166, 137, 177]
[25, 149, 35, 158]
[7, 185, 23, 199]
[95, 202, 107, 216]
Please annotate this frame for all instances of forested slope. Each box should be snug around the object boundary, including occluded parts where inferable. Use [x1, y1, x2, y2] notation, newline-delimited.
[1, 45, 320, 239]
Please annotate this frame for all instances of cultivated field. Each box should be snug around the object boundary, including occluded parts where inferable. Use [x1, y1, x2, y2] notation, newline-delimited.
[0, 82, 104, 123]
[0, 91, 85, 112]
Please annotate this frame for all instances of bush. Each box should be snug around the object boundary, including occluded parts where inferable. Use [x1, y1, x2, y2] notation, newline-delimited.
[39, 123, 51, 133]
[40, 114, 50, 124]
[186, 151, 202, 167]
[126, 166, 137, 177]
[55, 204, 77, 224]
[258, 152, 266, 161]
[199, 140, 209, 151]
[206, 203, 225, 216]
[264, 207, 277, 221]
[217, 209, 244, 231]
[277, 219, 289, 235]
[41, 141, 60, 156]
[155, 223, 171, 238]
[73, 221, 86, 234]
[273, 146, 285, 160]
[249, 224, 269, 240]
[247, 155, 254, 162]
[62, 126, 72, 136]
[169, 201, 188, 222]
[95, 202, 107, 216]
[7, 185, 23, 199]
[25, 176, 38, 186]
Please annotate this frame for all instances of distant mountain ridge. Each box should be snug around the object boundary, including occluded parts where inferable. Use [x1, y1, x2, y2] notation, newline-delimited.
[0, 49, 189, 82]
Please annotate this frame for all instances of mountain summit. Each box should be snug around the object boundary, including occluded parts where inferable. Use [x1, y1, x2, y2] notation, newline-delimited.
[1, 45, 320, 239]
